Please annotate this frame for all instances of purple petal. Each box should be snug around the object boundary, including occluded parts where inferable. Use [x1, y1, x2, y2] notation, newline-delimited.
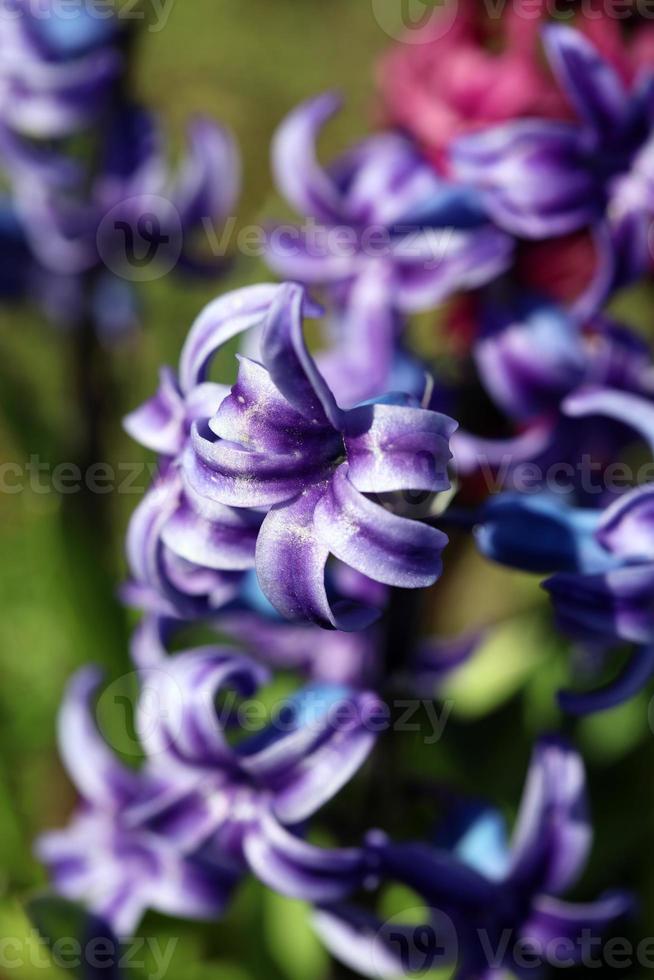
[543, 25, 629, 135]
[452, 422, 556, 477]
[508, 738, 591, 895]
[130, 616, 169, 669]
[185, 382, 231, 425]
[271, 92, 345, 223]
[546, 564, 654, 645]
[138, 648, 269, 769]
[172, 118, 240, 229]
[314, 904, 460, 978]
[474, 307, 586, 422]
[217, 611, 379, 687]
[57, 668, 140, 808]
[344, 403, 456, 495]
[264, 223, 357, 284]
[123, 367, 185, 456]
[312, 905, 409, 979]
[210, 355, 338, 456]
[148, 850, 238, 924]
[161, 490, 259, 571]
[184, 427, 326, 508]
[261, 282, 343, 429]
[313, 464, 448, 589]
[598, 485, 654, 561]
[451, 121, 597, 238]
[341, 132, 440, 227]
[558, 644, 654, 716]
[244, 810, 366, 902]
[316, 266, 398, 407]
[526, 892, 633, 950]
[125, 473, 180, 593]
[393, 226, 513, 312]
[373, 838, 497, 912]
[178, 284, 282, 393]
[563, 388, 654, 452]
[251, 689, 381, 823]
[254, 484, 335, 629]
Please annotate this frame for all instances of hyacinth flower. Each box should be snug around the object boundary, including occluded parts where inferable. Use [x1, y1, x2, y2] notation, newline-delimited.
[470, 389, 654, 714]
[35, 668, 240, 937]
[3, 104, 240, 340]
[314, 739, 631, 978]
[175, 281, 457, 629]
[531, 388, 654, 712]
[0, 0, 125, 139]
[123, 285, 298, 620]
[453, 291, 654, 496]
[265, 93, 513, 405]
[37, 646, 382, 935]
[452, 24, 654, 308]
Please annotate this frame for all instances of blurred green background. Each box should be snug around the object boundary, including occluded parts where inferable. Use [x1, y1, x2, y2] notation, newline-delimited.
[0, 2, 653, 978]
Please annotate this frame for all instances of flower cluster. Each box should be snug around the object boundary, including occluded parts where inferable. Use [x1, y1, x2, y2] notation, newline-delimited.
[35, 2, 654, 977]
[0, 0, 238, 340]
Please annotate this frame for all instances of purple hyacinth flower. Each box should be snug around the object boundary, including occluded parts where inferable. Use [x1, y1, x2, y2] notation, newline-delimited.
[451, 25, 654, 303]
[313, 739, 631, 978]
[123, 285, 293, 619]
[10, 105, 240, 282]
[38, 643, 383, 934]
[124, 284, 403, 624]
[453, 295, 654, 492]
[526, 388, 654, 712]
[266, 93, 512, 404]
[0, 0, 124, 138]
[182, 281, 457, 629]
[35, 668, 240, 937]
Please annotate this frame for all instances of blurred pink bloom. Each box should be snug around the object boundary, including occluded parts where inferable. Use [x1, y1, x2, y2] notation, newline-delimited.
[377, 0, 654, 173]
[377, 0, 566, 171]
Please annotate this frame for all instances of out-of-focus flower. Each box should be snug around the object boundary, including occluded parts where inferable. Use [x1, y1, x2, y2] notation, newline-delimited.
[537, 389, 654, 712]
[453, 292, 654, 496]
[469, 386, 654, 713]
[377, 0, 566, 171]
[452, 25, 654, 306]
[182, 281, 457, 629]
[266, 93, 512, 404]
[35, 668, 240, 937]
[5, 106, 240, 340]
[0, 0, 125, 139]
[313, 739, 631, 977]
[38, 650, 381, 934]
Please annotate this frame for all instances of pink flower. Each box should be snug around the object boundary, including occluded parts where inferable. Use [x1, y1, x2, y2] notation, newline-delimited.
[377, 0, 566, 171]
[377, 0, 654, 173]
